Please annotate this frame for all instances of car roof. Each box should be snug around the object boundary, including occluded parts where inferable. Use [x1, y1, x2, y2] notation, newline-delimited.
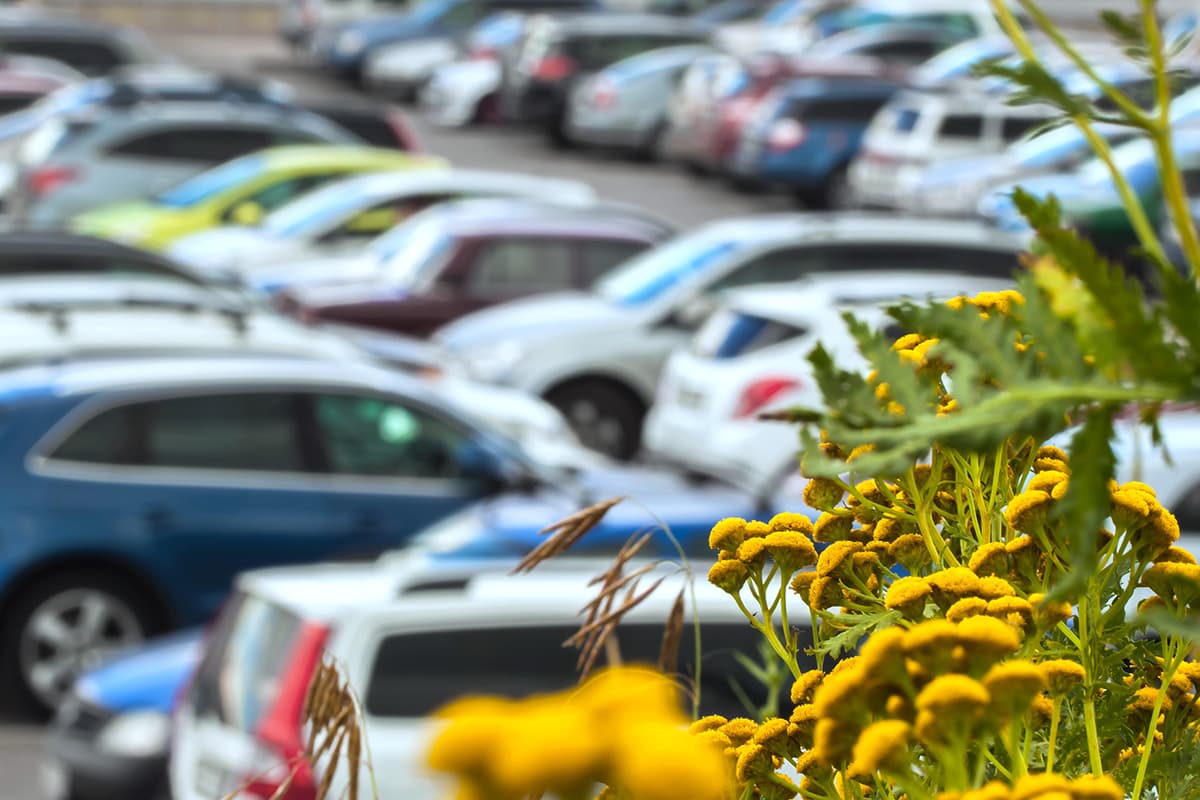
[0, 230, 188, 265]
[82, 99, 324, 127]
[0, 351, 436, 403]
[256, 144, 433, 170]
[414, 197, 672, 239]
[310, 168, 596, 205]
[887, 85, 1054, 115]
[530, 11, 711, 36]
[694, 212, 1028, 250]
[240, 557, 747, 623]
[724, 272, 1015, 324]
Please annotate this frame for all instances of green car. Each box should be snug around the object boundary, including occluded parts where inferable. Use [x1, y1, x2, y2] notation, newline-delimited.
[72, 145, 447, 251]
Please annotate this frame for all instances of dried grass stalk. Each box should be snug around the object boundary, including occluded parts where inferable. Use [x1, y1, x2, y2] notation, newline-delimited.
[512, 497, 625, 573]
[658, 589, 686, 676]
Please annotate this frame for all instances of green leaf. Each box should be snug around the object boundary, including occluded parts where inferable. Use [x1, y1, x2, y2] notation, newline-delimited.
[1136, 607, 1200, 643]
[1099, 9, 1144, 49]
[1012, 186, 1063, 230]
[1050, 407, 1117, 600]
[814, 609, 900, 660]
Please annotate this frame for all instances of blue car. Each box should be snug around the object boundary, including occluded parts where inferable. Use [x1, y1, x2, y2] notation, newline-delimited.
[315, 0, 594, 78]
[0, 352, 741, 712]
[44, 630, 200, 800]
[730, 76, 906, 208]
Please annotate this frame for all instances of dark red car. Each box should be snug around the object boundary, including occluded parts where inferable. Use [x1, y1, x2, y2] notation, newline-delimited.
[280, 199, 673, 337]
[688, 54, 908, 175]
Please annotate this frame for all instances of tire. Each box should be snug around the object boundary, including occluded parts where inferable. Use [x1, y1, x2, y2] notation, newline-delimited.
[474, 93, 501, 125]
[825, 165, 854, 210]
[634, 122, 667, 162]
[1, 570, 160, 717]
[545, 380, 645, 461]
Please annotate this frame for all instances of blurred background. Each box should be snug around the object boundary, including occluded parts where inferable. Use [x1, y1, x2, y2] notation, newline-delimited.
[0, 0, 1196, 797]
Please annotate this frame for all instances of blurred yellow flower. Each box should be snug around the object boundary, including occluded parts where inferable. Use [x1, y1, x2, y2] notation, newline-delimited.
[1070, 775, 1124, 800]
[1012, 773, 1073, 800]
[968, 542, 1009, 577]
[983, 660, 1046, 718]
[790, 670, 824, 705]
[1039, 659, 1085, 696]
[803, 477, 845, 512]
[956, 615, 1022, 666]
[847, 720, 911, 778]
[813, 718, 858, 766]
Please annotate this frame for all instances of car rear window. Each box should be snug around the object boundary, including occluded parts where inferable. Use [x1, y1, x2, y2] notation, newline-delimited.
[364, 621, 784, 719]
[938, 114, 984, 139]
[154, 154, 267, 207]
[692, 309, 806, 359]
[1000, 115, 1043, 142]
[187, 591, 304, 732]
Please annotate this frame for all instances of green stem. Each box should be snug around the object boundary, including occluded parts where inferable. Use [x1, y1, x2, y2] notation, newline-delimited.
[1132, 643, 1188, 800]
[1008, 719, 1028, 779]
[1047, 697, 1063, 772]
[1077, 598, 1104, 775]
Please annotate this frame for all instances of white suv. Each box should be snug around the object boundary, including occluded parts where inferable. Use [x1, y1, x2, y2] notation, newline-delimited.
[642, 272, 1014, 491]
[847, 88, 1052, 210]
[169, 559, 788, 800]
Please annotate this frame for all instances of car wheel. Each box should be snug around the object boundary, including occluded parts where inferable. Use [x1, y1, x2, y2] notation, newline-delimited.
[474, 92, 501, 125]
[546, 381, 645, 461]
[2, 571, 156, 715]
[635, 122, 667, 162]
[825, 165, 854, 210]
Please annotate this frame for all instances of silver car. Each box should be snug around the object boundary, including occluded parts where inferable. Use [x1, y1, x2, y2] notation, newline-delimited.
[168, 168, 597, 281]
[11, 101, 361, 226]
[436, 214, 1028, 459]
[564, 43, 713, 156]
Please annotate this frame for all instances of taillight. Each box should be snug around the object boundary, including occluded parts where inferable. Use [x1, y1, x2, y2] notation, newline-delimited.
[386, 111, 420, 152]
[532, 55, 577, 82]
[247, 621, 331, 800]
[29, 165, 78, 197]
[591, 78, 617, 109]
[734, 377, 800, 418]
[766, 119, 806, 152]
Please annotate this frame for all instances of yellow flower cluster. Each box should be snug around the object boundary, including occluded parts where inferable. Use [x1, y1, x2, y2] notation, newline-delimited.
[706, 514, 819, 596]
[939, 773, 1122, 800]
[427, 667, 730, 800]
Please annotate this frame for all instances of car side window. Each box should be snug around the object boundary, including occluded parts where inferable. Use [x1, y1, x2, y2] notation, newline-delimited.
[1000, 116, 1043, 143]
[708, 246, 835, 291]
[830, 244, 1019, 279]
[802, 96, 893, 124]
[363, 622, 784, 719]
[107, 126, 275, 165]
[0, 37, 123, 75]
[467, 238, 575, 293]
[324, 193, 455, 242]
[50, 393, 307, 471]
[938, 114, 985, 140]
[579, 239, 649, 285]
[312, 393, 470, 478]
[234, 174, 337, 216]
[868, 40, 940, 64]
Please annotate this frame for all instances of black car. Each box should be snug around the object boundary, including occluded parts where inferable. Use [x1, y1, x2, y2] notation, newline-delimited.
[0, 10, 158, 76]
[0, 231, 215, 289]
[502, 12, 710, 144]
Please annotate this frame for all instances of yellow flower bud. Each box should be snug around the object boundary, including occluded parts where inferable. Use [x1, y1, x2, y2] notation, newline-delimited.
[790, 670, 824, 706]
[1070, 775, 1124, 800]
[816, 540, 863, 578]
[947, 597, 989, 624]
[764, 530, 818, 572]
[789, 570, 817, 600]
[707, 560, 750, 594]
[707, 517, 746, 551]
[1039, 659, 1085, 696]
[890, 533, 931, 572]
[968, 542, 1009, 577]
[983, 660, 1046, 718]
[689, 715, 728, 734]
[802, 478, 845, 512]
[814, 512, 855, 543]
[1005, 489, 1053, 532]
[886, 576, 932, 618]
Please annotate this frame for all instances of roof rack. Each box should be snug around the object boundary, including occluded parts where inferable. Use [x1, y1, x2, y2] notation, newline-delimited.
[10, 298, 251, 337]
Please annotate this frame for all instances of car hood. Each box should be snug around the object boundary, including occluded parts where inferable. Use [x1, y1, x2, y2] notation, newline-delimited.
[437, 291, 632, 350]
[74, 629, 202, 714]
[286, 278, 413, 309]
[412, 468, 768, 559]
[169, 227, 289, 274]
[71, 201, 198, 251]
[250, 254, 383, 295]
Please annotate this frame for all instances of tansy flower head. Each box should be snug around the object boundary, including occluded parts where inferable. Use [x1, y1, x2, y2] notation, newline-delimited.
[734, 743, 774, 782]
[983, 660, 1046, 718]
[858, 627, 908, 683]
[914, 675, 990, 743]
[1070, 775, 1123, 800]
[1050, 480, 1069, 500]
[1143, 561, 1200, 606]
[708, 517, 746, 551]
[689, 715, 728, 734]
[886, 575, 932, 617]
[874, 515, 918, 543]
[890, 534, 931, 572]
[809, 576, 843, 610]
[846, 720, 910, 778]
[1156, 546, 1198, 565]
[790, 670, 824, 705]
[956, 615, 1022, 666]
[812, 664, 867, 722]
[968, 542, 1009, 577]
[947, 596, 989, 623]
[1134, 509, 1181, 561]
[744, 520, 771, 539]
[764, 530, 818, 572]
[976, 575, 1018, 600]
[1111, 488, 1154, 531]
[1012, 773, 1072, 800]
[718, 718, 758, 745]
[892, 333, 924, 351]
[903, 619, 960, 671]
[693, 729, 733, 752]
[803, 478, 845, 512]
[1121, 480, 1158, 499]
[926, 567, 983, 606]
[1026, 693, 1053, 727]
[1005, 490, 1053, 532]
[736, 537, 769, 566]
[987, 596, 1034, 631]
[707, 559, 750, 594]
[752, 717, 792, 758]
[962, 781, 1013, 800]
[790, 570, 817, 600]
[1036, 445, 1068, 463]
[1006, 535, 1042, 582]
[1039, 659, 1085, 696]
[866, 539, 896, 567]
[816, 540, 863, 578]
[814, 512, 855, 543]
[613, 723, 732, 800]
[1028, 470, 1069, 494]
[789, 704, 819, 743]
[812, 718, 858, 766]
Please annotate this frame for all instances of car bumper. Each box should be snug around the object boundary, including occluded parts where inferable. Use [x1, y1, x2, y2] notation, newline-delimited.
[44, 732, 168, 800]
[564, 118, 649, 148]
[643, 407, 793, 490]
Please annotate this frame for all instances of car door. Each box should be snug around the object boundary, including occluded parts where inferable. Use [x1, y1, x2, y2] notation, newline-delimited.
[458, 235, 577, 307]
[304, 390, 489, 554]
[37, 390, 340, 624]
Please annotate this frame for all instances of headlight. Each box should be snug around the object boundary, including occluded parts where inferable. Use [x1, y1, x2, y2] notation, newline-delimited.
[96, 711, 172, 758]
[461, 340, 526, 382]
[337, 30, 366, 56]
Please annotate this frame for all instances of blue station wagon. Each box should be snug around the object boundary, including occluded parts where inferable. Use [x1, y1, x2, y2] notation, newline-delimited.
[0, 354, 544, 711]
[730, 75, 905, 208]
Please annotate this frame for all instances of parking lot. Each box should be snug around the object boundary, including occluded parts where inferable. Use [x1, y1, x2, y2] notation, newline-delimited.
[0, 1, 1192, 796]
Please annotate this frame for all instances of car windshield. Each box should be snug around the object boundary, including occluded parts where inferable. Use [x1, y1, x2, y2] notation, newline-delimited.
[912, 39, 1011, 84]
[409, 0, 457, 25]
[264, 182, 368, 237]
[764, 0, 808, 24]
[595, 233, 746, 306]
[371, 216, 455, 287]
[1010, 125, 1088, 170]
[155, 155, 267, 208]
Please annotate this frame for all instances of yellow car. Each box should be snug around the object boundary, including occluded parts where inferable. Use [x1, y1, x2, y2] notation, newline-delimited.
[72, 145, 446, 250]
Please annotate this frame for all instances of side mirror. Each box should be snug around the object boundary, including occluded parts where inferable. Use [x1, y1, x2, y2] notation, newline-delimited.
[345, 207, 398, 235]
[670, 294, 717, 330]
[455, 440, 508, 493]
[230, 201, 265, 227]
